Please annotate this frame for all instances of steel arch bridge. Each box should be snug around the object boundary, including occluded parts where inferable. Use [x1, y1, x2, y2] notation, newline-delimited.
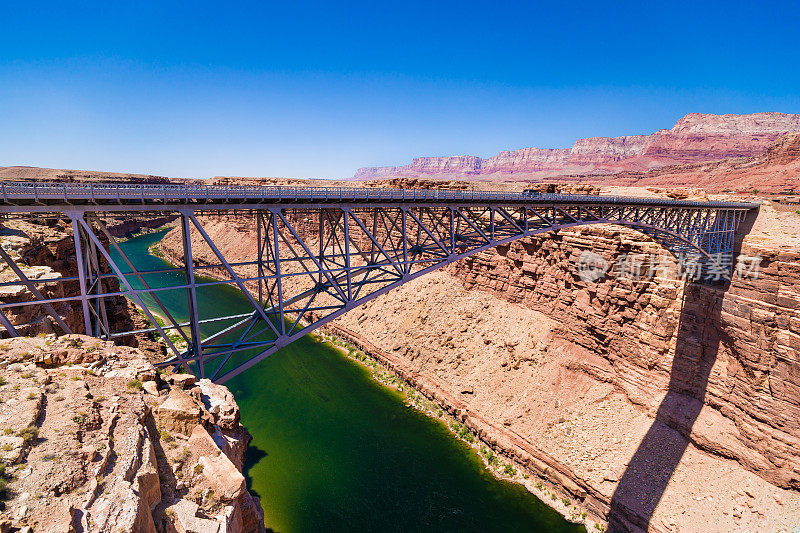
[0, 182, 758, 382]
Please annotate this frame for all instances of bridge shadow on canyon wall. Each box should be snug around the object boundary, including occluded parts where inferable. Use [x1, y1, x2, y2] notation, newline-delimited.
[607, 212, 758, 532]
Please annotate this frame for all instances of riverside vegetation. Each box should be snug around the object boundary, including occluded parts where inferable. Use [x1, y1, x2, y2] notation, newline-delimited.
[315, 330, 594, 527]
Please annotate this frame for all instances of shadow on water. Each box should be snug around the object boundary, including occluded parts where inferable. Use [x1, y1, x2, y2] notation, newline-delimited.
[243, 444, 278, 533]
[607, 212, 757, 532]
[243, 442, 268, 501]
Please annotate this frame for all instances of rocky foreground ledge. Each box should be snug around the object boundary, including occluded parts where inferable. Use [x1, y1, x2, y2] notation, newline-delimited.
[0, 334, 265, 533]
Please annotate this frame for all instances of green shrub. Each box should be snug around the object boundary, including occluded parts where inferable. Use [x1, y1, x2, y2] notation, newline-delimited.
[451, 422, 475, 443]
[504, 464, 517, 476]
[159, 428, 173, 443]
[0, 463, 10, 499]
[17, 425, 38, 443]
[0, 376, 6, 386]
[127, 379, 143, 391]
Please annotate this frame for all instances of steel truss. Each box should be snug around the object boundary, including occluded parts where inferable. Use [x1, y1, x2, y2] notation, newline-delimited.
[0, 188, 757, 383]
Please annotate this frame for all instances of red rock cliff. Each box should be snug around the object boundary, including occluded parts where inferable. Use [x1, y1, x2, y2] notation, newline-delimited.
[354, 112, 800, 181]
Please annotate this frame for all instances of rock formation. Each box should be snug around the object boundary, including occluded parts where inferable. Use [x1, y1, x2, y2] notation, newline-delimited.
[594, 132, 800, 193]
[0, 167, 172, 184]
[354, 112, 800, 182]
[153, 193, 800, 532]
[0, 334, 265, 532]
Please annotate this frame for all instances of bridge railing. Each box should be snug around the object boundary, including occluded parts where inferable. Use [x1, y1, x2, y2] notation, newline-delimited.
[0, 181, 759, 209]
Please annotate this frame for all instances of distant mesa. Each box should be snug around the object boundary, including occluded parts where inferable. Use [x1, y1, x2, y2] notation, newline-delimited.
[0, 166, 172, 184]
[353, 112, 800, 187]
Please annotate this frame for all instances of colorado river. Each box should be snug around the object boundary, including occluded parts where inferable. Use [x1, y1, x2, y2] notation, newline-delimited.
[114, 230, 586, 533]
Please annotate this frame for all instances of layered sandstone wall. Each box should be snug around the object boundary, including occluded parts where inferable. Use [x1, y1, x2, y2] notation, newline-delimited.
[603, 133, 800, 193]
[443, 229, 800, 489]
[327, 225, 800, 531]
[354, 112, 800, 182]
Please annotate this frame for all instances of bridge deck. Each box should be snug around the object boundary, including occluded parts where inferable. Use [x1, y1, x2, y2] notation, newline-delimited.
[0, 181, 759, 210]
[0, 180, 761, 382]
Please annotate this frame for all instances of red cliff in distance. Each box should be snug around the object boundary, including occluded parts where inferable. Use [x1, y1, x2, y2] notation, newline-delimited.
[596, 132, 800, 193]
[353, 112, 800, 183]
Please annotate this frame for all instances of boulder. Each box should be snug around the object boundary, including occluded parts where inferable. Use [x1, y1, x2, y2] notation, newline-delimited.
[0, 436, 25, 464]
[156, 389, 205, 436]
[198, 453, 246, 501]
[197, 379, 240, 429]
[166, 373, 197, 389]
[142, 380, 159, 397]
[136, 436, 161, 511]
[167, 499, 221, 533]
[187, 424, 221, 458]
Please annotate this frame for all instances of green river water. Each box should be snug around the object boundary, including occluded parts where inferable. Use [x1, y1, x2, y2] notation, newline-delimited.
[114, 231, 585, 533]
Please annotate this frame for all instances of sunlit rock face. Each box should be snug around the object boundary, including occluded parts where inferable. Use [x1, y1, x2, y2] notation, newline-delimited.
[354, 112, 800, 181]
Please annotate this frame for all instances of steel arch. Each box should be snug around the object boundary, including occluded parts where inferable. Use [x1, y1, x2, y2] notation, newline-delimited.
[0, 182, 759, 382]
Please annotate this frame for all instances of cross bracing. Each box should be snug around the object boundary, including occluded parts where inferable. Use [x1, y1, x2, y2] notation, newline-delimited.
[0, 182, 758, 382]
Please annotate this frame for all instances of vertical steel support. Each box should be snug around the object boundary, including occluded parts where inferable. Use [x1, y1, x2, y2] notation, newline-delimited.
[181, 212, 204, 377]
[401, 208, 408, 275]
[70, 215, 93, 336]
[370, 207, 379, 266]
[256, 211, 264, 305]
[271, 209, 286, 335]
[318, 209, 325, 286]
[85, 231, 110, 337]
[449, 207, 456, 254]
[343, 208, 352, 300]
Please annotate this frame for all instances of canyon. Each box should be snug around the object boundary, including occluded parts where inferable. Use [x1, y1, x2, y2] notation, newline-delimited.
[1, 111, 799, 531]
[145, 182, 800, 532]
[354, 112, 800, 192]
[1, 187, 799, 530]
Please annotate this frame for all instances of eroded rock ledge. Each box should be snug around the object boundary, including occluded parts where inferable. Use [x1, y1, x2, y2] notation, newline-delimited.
[0, 334, 265, 533]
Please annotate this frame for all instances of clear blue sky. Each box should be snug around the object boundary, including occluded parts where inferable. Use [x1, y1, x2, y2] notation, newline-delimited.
[2, 1, 799, 179]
